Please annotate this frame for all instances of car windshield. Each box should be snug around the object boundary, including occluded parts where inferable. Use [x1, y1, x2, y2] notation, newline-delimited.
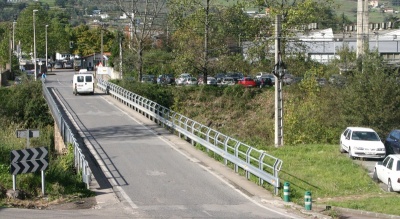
[351, 131, 380, 141]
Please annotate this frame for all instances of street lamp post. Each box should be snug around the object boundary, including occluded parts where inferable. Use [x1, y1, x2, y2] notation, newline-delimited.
[33, 9, 38, 81]
[12, 21, 16, 53]
[45, 24, 48, 71]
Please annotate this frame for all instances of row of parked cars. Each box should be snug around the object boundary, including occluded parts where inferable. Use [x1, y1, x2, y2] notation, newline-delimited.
[141, 72, 348, 88]
[339, 127, 400, 192]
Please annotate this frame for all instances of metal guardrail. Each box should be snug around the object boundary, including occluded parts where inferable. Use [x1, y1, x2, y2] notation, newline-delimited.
[42, 84, 91, 188]
[97, 78, 283, 194]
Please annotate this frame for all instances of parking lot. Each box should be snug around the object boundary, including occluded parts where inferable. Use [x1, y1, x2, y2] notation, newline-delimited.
[354, 158, 388, 191]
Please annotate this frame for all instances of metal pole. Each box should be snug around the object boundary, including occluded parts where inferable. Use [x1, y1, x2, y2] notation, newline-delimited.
[26, 129, 29, 148]
[33, 10, 38, 81]
[101, 24, 104, 65]
[45, 25, 48, 69]
[13, 175, 16, 191]
[41, 170, 45, 196]
[119, 36, 123, 79]
[274, 15, 283, 147]
[12, 21, 16, 52]
[203, 0, 210, 84]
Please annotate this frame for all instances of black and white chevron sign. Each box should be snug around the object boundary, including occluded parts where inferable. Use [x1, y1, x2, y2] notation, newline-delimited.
[10, 159, 49, 175]
[10, 147, 48, 163]
[10, 147, 49, 175]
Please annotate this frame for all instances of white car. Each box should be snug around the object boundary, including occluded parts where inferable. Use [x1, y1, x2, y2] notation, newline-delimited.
[206, 77, 217, 86]
[373, 154, 400, 192]
[340, 127, 386, 159]
[220, 77, 235, 86]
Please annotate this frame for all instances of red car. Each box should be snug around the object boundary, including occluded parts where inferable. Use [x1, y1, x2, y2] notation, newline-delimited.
[238, 77, 257, 87]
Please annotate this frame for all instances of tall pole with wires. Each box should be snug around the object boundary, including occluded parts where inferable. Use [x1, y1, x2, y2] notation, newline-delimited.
[273, 15, 285, 147]
[33, 9, 38, 81]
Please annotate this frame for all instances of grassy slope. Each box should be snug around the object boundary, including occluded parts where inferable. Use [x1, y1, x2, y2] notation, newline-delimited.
[334, 0, 399, 23]
[172, 85, 399, 216]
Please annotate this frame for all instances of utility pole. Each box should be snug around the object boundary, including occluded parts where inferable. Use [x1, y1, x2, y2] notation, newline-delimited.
[273, 15, 285, 147]
[203, 0, 210, 84]
[101, 24, 104, 66]
[119, 35, 123, 79]
[356, 0, 369, 58]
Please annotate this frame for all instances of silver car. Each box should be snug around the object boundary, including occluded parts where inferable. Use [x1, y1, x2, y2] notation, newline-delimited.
[221, 77, 235, 86]
[206, 77, 217, 86]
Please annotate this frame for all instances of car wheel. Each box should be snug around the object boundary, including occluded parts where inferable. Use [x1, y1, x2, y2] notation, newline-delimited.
[348, 147, 354, 159]
[388, 179, 394, 192]
[372, 169, 380, 183]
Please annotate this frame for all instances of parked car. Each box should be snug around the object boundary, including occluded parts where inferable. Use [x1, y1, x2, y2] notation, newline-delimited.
[226, 72, 244, 82]
[384, 129, 400, 154]
[262, 74, 275, 84]
[238, 77, 257, 87]
[282, 74, 294, 85]
[176, 73, 192, 85]
[141, 75, 156, 84]
[206, 77, 217, 86]
[258, 76, 273, 88]
[255, 72, 268, 79]
[215, 73, 226, 83]
[64, 61, 73, 69]
[14, 77, 22, 85]
[373, 154, 400, 192]
[316, 78, 327, 86]
[157, 74, 175, 85]
[183, 77, 198, 86]
[220, 77, 236, 86]
[340, 127, 386, 159]
[329, 74, 346, 87]
[54, 62, 63, 69]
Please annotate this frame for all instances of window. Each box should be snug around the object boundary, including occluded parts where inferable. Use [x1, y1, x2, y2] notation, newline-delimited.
[387, 158, 394, 170]
[393, 131, 400, 140]
[343, 129, 350, 138]
[383, 156, 390, 167]
[396, 160, 400, 171]
[77, 76, 84, 82]
[85, 76, 93, 82]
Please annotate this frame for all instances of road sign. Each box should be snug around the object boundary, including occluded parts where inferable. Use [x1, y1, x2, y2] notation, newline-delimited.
[10, 147, 49, 175]
[10, 159, 49, 175]
[10, 147, 48, 163]
[16, 129, 39, 138]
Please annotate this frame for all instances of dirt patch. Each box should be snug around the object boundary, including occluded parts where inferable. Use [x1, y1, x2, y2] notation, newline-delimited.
[4, 196, 97, 210]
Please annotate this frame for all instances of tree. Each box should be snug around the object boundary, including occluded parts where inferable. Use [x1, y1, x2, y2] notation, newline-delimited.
[168, 1, 265, 78]
[14, 4, 72, 60]
[70, 24, 115, 58]
[115, 0, 167, 81]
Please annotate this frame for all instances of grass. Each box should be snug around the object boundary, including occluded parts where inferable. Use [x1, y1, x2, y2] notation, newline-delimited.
[265, 144, 399, 216]
[334, 0, 400, 23]
[324, 195, 400, 216]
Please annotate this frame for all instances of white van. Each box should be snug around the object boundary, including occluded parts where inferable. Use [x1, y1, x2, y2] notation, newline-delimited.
[73, 73, 94, 95]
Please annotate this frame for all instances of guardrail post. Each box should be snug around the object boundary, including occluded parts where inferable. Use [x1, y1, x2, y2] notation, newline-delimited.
[283, 182, 290, 202]
[304, 191, 312, 210]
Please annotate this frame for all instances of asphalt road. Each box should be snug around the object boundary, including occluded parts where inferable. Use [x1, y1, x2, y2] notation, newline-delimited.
[4, 69, 309, 218]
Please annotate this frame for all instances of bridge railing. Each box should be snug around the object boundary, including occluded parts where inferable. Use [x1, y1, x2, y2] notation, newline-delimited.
[42, 84, 91, 188]
[97, 79, 282, 194]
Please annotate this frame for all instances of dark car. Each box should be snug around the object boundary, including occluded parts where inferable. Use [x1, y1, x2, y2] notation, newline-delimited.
[157, 74, 175, 85]
[258, 76, 273, 88]
[384, 129, 400, 154]
[214, 73, 226, 83]
[226, 72, 244, 82]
